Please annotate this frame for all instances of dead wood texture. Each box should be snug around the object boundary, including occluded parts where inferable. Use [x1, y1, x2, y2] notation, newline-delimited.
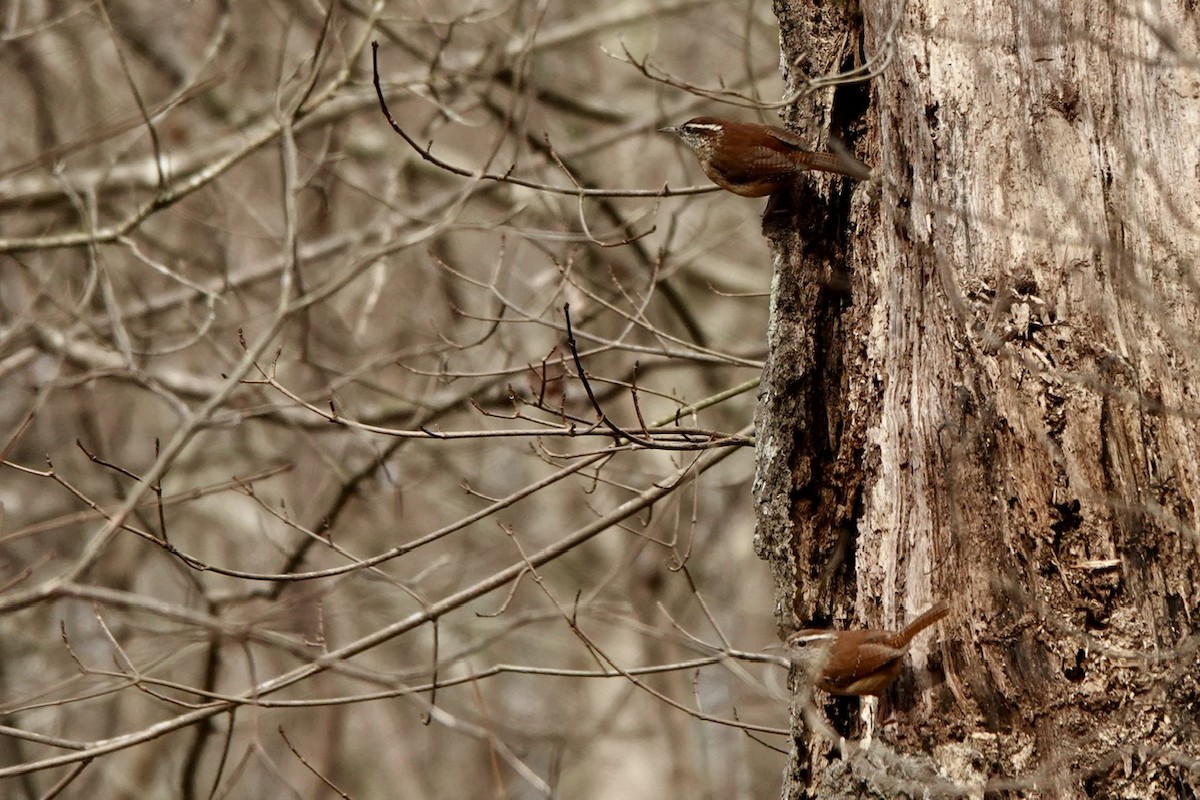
[756, 1, 1200, 797]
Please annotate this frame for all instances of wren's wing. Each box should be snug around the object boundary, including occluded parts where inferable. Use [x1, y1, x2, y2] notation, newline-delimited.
[820, 641, 906, 694]
[703, 142, 799, 196]
[765, 126, 872, 180]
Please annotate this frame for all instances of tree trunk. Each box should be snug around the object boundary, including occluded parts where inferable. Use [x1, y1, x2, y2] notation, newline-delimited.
[756, 1, 1200, 797]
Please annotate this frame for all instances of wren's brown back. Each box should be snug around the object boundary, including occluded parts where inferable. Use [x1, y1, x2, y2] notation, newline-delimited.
[808, 602, 949, 696]
[662, 116, 869, 197]
[701, 119, 861, 194]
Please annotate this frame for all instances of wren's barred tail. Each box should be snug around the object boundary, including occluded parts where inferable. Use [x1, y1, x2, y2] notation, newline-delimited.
[659, 116, 871, 197]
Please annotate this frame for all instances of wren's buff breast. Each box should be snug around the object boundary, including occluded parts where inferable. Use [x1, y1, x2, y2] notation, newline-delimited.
[659, 116, 869, 196]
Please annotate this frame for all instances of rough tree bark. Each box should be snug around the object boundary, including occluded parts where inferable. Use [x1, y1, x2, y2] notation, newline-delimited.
[755, 1, 1200, 797]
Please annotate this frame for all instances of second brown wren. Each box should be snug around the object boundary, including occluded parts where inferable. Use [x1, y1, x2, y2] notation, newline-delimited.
[659, 116, 870, 197]
[785, 601, 949, 697]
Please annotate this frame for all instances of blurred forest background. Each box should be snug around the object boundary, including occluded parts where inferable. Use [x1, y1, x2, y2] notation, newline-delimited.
[0, 1, 791, 797]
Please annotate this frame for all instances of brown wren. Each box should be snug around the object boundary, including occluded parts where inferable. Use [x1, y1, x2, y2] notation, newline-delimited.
[659, 116, 870, 197]
[785, 601, 949, 697]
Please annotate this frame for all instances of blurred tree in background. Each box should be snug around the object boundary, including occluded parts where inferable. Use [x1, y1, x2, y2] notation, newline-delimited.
[1, 1, 784, 797]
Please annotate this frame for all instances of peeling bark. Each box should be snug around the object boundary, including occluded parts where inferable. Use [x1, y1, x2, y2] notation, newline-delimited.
[758, 1, 1200, 797]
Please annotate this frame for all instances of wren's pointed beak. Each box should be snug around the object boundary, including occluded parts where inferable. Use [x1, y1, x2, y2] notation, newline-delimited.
[658, 125, 679, 136]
